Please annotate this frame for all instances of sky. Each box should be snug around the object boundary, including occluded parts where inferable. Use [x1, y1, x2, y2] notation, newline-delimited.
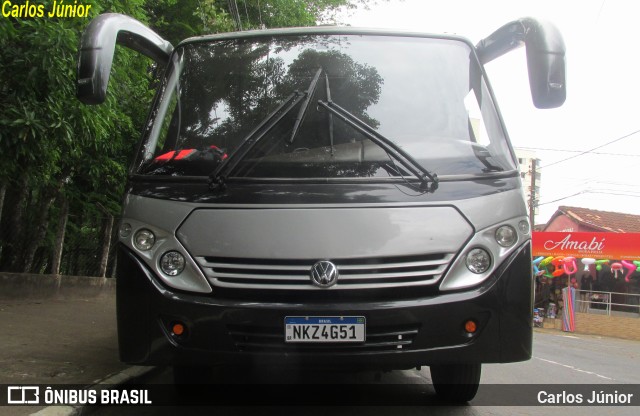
[336, 0, 640, 225]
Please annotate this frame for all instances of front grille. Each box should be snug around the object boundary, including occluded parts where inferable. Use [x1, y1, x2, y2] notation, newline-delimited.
[195, 253, 454, 290]
[227, 323, 421, 353]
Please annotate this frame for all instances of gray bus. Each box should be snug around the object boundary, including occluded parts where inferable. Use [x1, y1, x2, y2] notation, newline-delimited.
[77, 13, 565, 402]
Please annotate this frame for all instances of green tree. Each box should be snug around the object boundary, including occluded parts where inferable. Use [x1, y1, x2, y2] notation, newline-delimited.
[0, 0, 382, 275]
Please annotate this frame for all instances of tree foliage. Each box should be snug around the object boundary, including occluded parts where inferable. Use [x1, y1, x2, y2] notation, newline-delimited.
[0, 0, 378, 275]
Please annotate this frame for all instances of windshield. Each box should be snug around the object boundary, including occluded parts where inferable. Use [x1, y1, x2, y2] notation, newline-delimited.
[134, 34, 516, 179]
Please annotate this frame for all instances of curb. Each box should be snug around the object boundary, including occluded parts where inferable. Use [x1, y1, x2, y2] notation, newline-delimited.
[29, 366, 158, 416]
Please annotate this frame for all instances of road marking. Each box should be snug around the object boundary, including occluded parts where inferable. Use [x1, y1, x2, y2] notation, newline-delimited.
[534, 357, 614, 380]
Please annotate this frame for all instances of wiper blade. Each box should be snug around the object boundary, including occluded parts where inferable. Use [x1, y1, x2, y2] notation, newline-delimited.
[210, 69, 327, 191]
[289, 68, 323, 145]
[209, 91, 305, 190]
[317, 100, 438, 192]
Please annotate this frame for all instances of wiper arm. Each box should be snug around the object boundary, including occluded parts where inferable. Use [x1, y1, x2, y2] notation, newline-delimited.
[210, 69, 329, 191]
[209, 91, 305, 190]
[325, 73, 335, 155]
[289, 68, 323, 145]
[317, 100, 438, 192]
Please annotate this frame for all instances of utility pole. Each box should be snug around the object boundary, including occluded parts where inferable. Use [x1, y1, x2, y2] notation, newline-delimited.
[529, 159, 537, 227]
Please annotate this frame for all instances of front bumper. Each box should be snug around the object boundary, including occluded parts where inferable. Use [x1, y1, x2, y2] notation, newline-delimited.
[116, 242, 533, 369]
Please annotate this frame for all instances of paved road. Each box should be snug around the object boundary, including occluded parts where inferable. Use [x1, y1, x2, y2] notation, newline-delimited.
[1, 294, 638, 415]
[89, 330, 640, 415]
[0, 295, 126, 416]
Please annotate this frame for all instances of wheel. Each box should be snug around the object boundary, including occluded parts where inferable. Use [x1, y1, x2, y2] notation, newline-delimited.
[430, 363, 481, 403]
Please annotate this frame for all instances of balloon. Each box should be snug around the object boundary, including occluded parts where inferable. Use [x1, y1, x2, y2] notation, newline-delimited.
[539, 256, 555, 278]
[581, 257, 595, 272]
[611, 262, 623, 279]
[634, 261, 640, 272]
[539, 256, 554, 268]
[550, 256, 565, 277]
[563, 257, 578, 275]
[532, 256, 545, 276]
[622, 260, 636, 283]
[595, 259, 609, 271]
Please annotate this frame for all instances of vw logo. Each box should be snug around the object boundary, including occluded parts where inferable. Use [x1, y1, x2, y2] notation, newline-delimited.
[310, 260, 339, 288]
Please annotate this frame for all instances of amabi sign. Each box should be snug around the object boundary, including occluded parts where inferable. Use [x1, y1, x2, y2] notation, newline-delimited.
[532, 232, 640, 258]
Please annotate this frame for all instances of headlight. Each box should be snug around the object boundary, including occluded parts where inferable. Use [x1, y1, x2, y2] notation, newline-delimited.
[465, 248, 491, 274]
[119, 222, 132, 238]
[518, 220, 530, 235]
[134, 229, 156, 251]
[495, 225, 517, 247]
[160, 251, 186, 276]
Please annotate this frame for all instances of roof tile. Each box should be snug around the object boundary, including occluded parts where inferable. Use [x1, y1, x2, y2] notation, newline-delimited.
[557, 206, 640, 233]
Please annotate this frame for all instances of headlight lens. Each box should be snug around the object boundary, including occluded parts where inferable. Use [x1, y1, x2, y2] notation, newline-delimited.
[495, 225, 517, 247]
[465, 248, 491, 274]
[133, 229, 155, 251]
[160, 251, 186, 276]
[119, 222, 132, 238]
[518, 220, 530, 234]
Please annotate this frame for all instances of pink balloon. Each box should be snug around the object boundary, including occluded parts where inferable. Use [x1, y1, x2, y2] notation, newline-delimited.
[622, 260, 636, 283]
[563, 257, 578, 275]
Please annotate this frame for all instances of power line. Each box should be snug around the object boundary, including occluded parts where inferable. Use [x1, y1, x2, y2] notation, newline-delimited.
[515, 146, 640, 157]
[537, 128, 640, 169]
[538, 190, 640, 206]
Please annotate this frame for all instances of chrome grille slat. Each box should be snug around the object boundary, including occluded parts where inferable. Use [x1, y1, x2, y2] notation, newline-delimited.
[201, 262, 310, 271]
[214, 272, 310, 281]
[195, 253, 454, 290]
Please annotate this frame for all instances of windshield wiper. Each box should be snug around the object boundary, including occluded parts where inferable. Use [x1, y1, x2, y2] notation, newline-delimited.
[325, 73, 335, 155]
[289, 68, 323, 145]
[317, 100, 439, 192]
[209, 92, 304, 190]
[210, 69, 326, 191]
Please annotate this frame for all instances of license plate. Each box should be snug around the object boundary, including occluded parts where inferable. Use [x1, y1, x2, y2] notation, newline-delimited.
[285, 316, 365, 343]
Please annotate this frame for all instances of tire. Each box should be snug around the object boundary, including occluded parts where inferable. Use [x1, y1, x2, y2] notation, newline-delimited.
[430, 363, 481, 403]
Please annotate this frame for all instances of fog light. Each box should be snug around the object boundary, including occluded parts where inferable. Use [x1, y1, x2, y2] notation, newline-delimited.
[495, 225, 517, 247]
[464, 320, 477, 334]
[465, 248, 491, 274]
[160, 251, 186, 276]
[133, 229, 155, 251]
[172, 322, 186, 336]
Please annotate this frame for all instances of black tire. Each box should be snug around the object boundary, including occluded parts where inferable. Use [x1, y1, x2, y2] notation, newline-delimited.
[430, 363, 481, 403]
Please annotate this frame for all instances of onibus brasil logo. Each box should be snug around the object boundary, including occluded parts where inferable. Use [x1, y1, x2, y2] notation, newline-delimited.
[6, 386, 152, 405]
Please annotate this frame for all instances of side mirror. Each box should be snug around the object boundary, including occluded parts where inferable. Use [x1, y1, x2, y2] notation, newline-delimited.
[77, 13, 173, 105]
[476, 17, 566, 109]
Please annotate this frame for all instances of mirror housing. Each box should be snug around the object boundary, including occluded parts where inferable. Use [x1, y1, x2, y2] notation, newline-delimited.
[77, 13, 173, 105]
[476, 17, 566, 109]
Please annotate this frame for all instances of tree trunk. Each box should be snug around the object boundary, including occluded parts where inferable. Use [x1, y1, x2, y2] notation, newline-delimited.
[21, 189, 58, 273]
[2, 175, 29, 271]
[50, 194, 69, 276]
[0, 181, 6, 224]
[0, 181, 6, 259]
[98, 212, 114, 278]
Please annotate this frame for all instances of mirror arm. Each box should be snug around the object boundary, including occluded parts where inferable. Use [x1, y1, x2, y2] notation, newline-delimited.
[476, 18, 564, 65]
[77, 13, 173, 105]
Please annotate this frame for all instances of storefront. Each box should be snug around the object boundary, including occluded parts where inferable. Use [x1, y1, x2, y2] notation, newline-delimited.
[531, 232, 640, 330]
